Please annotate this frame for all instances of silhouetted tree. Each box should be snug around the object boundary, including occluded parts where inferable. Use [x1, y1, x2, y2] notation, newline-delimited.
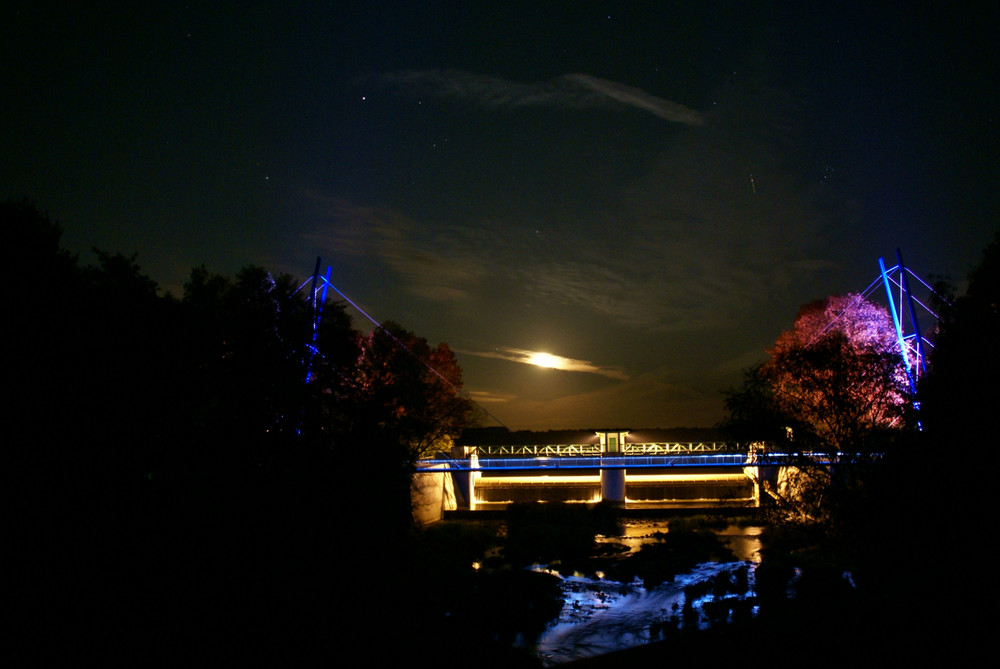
[339, 321, 474, 526]
[72, 250, 185, 471]
[4, 199, 484, 661]
[722, 363, 789, 444]
[346, 321, 473, 460]
[920, 229, 1000, 449]
[4, 199, 81, 463]
[836, 233, 1000, 658]
[915, 228, 999, 558]
[177, 264, 357, 470]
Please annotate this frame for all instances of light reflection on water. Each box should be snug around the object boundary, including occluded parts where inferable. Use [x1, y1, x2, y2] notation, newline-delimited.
[594, 521, 763, 562]
[533, 522, 763, 666]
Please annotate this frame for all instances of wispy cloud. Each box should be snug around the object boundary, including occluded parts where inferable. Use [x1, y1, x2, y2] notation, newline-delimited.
[298, 192, 486, 302]
[466, 389, 515, 404]
[565, 73, 705, 125]
[296, 66, 839, 346]
[378, 69, 704, 125]
[460, 345, 629, 380]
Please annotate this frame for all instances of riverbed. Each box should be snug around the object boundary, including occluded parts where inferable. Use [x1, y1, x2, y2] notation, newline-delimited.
[527, 520, 763, 666]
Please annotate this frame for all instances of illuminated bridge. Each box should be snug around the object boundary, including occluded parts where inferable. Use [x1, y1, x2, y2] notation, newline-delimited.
[297, 254, 926, 521]
[411, 431, 824, 519]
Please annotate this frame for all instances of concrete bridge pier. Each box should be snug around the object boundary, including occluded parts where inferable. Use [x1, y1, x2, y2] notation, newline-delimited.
[468, 452, 480, 511]
[600, 465, 625, 505]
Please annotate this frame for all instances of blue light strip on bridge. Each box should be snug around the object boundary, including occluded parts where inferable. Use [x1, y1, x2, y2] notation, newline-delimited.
[415, 453, 845, 472]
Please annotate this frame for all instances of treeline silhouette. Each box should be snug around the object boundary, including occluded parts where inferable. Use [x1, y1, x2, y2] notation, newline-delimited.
[4, 199, 480, 663]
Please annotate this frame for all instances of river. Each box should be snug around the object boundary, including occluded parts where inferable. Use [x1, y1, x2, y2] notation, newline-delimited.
[525, 521, 764, 666]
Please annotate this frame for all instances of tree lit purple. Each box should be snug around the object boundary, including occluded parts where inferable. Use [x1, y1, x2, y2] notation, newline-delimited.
[761, 294, 912, 453]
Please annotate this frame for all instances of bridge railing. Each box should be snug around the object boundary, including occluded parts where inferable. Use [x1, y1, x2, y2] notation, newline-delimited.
[624, 442, 745, 455]
[466, 444, 603, 457]
[465, 442, 747, 457]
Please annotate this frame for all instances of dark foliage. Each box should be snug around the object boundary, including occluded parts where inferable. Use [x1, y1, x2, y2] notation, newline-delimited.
[4, 199, 482, 663]
[721, 363, 790, 444]
[920, 229, 1000, 454]
[713, 271, 999, 662]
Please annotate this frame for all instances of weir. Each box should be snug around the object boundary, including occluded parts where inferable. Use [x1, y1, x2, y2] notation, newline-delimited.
[412, 432, 787, 519]
[413, 432, 859, 522]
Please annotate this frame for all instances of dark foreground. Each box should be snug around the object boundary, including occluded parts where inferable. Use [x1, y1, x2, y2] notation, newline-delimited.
[10, 466, 987, 668]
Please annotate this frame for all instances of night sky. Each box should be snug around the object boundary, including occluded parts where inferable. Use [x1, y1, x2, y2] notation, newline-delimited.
[3, 2, 997, 430]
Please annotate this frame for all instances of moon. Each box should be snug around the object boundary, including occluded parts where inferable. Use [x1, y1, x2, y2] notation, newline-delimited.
[528, 352, 562, 369]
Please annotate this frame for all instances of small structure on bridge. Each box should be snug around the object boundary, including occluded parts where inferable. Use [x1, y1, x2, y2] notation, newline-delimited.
[596, 429, 628, 506]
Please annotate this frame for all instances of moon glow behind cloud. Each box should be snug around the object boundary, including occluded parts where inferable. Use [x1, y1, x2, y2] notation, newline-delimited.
[528, 352, 562, 369]
[460, 346, 630, 381]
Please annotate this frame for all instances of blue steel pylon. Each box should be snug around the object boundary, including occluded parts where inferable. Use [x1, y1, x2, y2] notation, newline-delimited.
[297, 257, 513, 431]
[878, 249, 936, 400]
[303, 257, 331, 383]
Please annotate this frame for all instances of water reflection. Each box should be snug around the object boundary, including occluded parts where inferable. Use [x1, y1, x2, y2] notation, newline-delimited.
[718, 524, 763, 562]
[534, 522, 763, 666]
[594, 520, 762, 561]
